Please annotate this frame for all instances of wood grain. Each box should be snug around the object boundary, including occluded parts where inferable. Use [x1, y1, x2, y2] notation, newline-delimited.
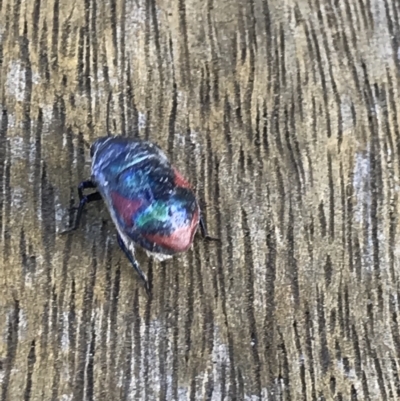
[1, 0, 400, 399]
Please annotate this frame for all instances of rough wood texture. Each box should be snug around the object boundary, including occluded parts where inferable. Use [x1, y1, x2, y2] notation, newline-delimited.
[1, 0, 400, 400]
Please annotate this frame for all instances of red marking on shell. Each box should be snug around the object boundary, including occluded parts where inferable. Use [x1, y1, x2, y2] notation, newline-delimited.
[145, 209, 200, 252]
[173, 167, 192, 188]
[111, 191, 142, 227]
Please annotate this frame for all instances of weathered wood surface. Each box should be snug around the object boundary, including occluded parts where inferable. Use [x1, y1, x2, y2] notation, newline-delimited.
[1, 0, 400, 400]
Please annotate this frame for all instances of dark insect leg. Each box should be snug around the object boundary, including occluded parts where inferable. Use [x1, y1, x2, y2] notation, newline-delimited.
[78, 179, 97, 199]
[117, 234, 151, 296]
[61, 180, 102, 234]
[199, 215, 220, 242]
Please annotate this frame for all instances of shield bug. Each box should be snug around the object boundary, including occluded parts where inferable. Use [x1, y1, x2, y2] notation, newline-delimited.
[62, 135, 218, 295]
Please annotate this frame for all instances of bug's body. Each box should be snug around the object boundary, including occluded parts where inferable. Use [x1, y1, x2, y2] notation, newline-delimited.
[91, 136, 200, 258]
[63, 135, 218, 295]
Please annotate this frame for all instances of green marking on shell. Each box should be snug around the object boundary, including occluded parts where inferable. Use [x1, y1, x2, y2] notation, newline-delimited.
[136, 201, 169, 226]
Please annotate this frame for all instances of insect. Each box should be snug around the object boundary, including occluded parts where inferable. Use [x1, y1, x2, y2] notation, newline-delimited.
[62, 135, 218, 295]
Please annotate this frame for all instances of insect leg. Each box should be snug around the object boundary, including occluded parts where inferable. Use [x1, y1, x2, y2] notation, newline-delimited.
[199, 215, 220, 242]
[61, 180, 102, 234]
[77, 179, 97, 200]
[117, 234, 151, 296]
